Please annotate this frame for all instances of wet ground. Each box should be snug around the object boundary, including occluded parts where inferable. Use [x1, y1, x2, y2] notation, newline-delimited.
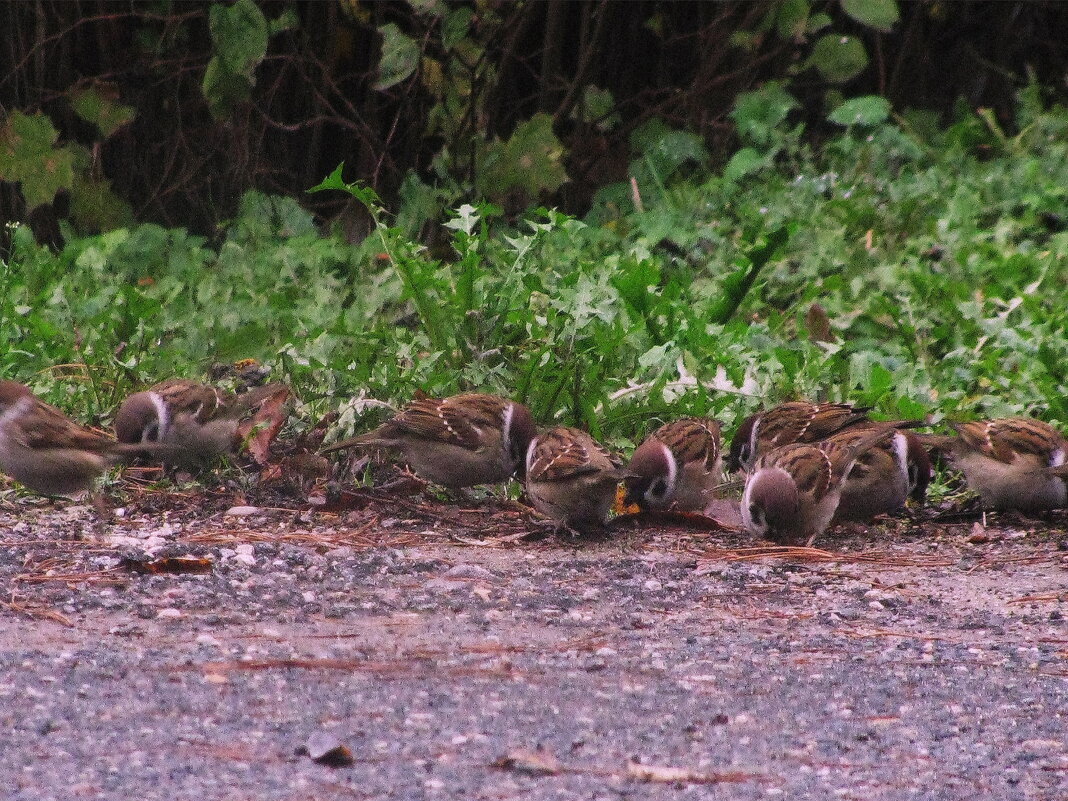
[1, 484, 1066, 800]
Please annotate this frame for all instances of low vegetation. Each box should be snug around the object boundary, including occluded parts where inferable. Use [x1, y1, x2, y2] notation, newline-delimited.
[3, 84, 1066, 468]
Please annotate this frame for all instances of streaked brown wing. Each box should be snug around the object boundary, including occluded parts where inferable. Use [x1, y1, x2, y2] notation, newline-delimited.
[391, 393, 505, 452]
[765, 443, 832, 502]
[953, 418, 1064, 465]
[760, 402, 869, 449]
[528, 427, 608, 482]
[152, 379, 228, 423]
[21, 400, 114, 453]
[655, 417, 720, 469]
[822, 425, 897, 478]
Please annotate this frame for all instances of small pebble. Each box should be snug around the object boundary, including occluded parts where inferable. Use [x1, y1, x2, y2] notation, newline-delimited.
[225, 506, 261, 518]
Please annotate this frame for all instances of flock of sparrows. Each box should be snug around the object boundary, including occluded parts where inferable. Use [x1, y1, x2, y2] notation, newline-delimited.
[2, 377, 1067, 545]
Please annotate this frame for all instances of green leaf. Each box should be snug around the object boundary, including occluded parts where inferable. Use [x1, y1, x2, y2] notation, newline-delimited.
[827, 95, 891, 126]
[807, 12, 833, 33]
[202, 55, 253, 119]
[841, 0, 900, 32]
[476, 113, 568, 200]
[268, 7, 299, 35]
[731, 82, 799, 146]
[209, 0, 268, 77]
[307, 163, 381, 208]
[865, 362, 892, 395]
[68, 171, 135, 233]
[628, 119, 709, 190]
[575, 86, 619, 131]
[707, 225, 791, 324]
[724, 147, 766, 181]
[442, 7, 473, 50]
[69, 83, 135, 138]
[0, 111, 75, 209]
[776, 0, 810, 39]
[375, 23, 420, 90]
[805, 34, 868, 83]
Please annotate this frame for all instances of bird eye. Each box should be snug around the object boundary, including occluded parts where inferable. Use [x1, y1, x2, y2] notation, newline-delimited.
[144, 422, 161, 443]
[652, 479, 668, 497]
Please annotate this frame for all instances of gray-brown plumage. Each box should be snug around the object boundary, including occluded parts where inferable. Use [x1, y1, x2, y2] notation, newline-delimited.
[828, 426, 931, 522]
[921, 417, 1068, 511]
[624, 417, 722, 511]
[727, 401, 872, 473]
[525, 426, 630, 528]
[0, 380, 161, 496]
[740, 426, 896, 545]
[321, 393, 536, 489]
[114, 378, 240, 470]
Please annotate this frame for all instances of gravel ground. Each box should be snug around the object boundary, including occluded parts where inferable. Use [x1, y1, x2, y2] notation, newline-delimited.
[1, 487, 1066, 800]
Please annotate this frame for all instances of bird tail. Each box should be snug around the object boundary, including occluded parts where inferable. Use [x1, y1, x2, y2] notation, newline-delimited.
[911, 432, 958, 453]
[830, 424, 898, 478]
[319, 429, 389, 455]
[110, 441, 187, 463]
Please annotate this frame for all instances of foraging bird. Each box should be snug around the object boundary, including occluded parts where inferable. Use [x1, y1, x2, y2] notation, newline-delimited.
[0, 380, 163, 496]
[321, 393, 536, 489]
[727, 401, 872, 473]
[525, 426, 630, 529]
[740, 426, 896, 545]
[921, 417, 1068, 511]
[114, 378, 241, 470]
[827, 425, 931, 522]
[624, 417, 722, 512]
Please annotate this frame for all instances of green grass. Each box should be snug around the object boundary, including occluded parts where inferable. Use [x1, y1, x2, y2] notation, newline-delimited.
[3, 85, 1067, 464]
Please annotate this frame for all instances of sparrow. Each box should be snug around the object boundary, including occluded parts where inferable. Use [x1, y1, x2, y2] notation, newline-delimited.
[624, 417, 722, 512]
[921, 417, 1068, 511]
[727, 401, 872, 473]
[525, 426, 631, 529]
[826, 425, 931, 523]
[321, 393, 536, 489]
[0, 380, 163, 496]
[114, 378, 239, 470]
[740, 425, 896, 545]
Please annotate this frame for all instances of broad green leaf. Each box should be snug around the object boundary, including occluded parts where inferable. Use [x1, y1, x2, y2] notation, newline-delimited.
[202, 55, 252, 119]
[476, 113, 567, 199]
[375, 23, 420, 90]
[805, 34, 868, 82]
[69, 171, 135, 233]
[865, 362, 892, 395]
[724, 147, 765, 181]
[629, 119, 709, 185]
[575, 86, 619, 131]
[776, 0, 810, 39]
[807, 12, 833, 33]
[0, 111, 75, 209]
[442, 6, 473, 50]
[731, 82, 799, 146]
[69, 83, 136, 138]
[209, 0, 268, 77]
[828, 95, 892, 126]
[841, 0, 900, 32]
[307, 163, 382, 207]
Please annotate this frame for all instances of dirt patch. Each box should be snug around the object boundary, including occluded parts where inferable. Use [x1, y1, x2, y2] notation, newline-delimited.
[1, 487, 1066, 800]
